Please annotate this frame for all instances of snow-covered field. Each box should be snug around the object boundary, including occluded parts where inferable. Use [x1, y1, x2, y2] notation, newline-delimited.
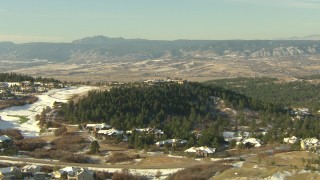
[0, 86, 97, 137]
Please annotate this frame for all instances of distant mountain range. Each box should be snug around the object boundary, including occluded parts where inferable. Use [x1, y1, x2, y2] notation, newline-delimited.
[277, 34, 320, 40]
[0, 35, 320, 63]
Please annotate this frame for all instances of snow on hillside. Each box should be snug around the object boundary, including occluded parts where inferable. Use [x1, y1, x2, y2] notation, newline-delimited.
[0, 86, 97, 137]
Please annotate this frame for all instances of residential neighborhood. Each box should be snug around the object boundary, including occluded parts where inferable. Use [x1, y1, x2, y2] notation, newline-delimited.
[0, 81, 64, 96]
[1, 73, 320, 179]
[0, 165, 94, 180]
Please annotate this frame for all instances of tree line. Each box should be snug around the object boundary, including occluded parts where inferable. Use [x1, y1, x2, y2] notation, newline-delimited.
[0, 72, 61, 83]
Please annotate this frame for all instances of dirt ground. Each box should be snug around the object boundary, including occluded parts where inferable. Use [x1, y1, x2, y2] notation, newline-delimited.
[5, 57, 320, 83]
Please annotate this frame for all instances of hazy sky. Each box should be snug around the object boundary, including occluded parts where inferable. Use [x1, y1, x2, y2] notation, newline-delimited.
[0, 0, 319, 43]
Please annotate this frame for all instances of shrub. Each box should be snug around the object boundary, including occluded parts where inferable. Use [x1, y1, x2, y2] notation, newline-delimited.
[26, 149, 90, 163]
[155, 170, 162, 179]
[106, 153, 140, 164]
[53, 134, 86, 151]
[94, 171, 112, 180]
[89, 140, 100, 154]
[0, 129, 24, 140]
[54, 126, 67, 136]
[59, 153, 89, 163]
[15, 138, 46, 151]
[112, 169, 147, 180]
[167, 163, 232, 180]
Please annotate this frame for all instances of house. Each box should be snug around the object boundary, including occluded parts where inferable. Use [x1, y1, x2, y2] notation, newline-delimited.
[53, 167, 94, 180]
[283, 136, 298, 144]
[33, 82, 43, 87]
[86, 123, 111, 131]
[21, 164, 42, 173]
[301, 138, 320, 150]
[53, 167, 80, 179]
[241, 138, 262, 148]
[185, 146, 216, 157]
[0, 166, 22, 179]
[7, 82, 21, 87]
[155, 139, 188, 147]
[44, 83, 55, 89]
[36, 86, 47, 92]
[71, 169, 94, 180]
[0, 82, 9, 88]
[223, 131, 249, 142]
[22, 81, 31, 86]
[97, 128, 123, 139]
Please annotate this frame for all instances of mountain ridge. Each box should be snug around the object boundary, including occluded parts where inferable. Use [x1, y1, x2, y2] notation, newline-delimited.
[0, 35, 320, 63]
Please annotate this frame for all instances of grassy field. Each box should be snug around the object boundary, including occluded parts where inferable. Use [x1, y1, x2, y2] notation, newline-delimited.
[213, 151, 320, 180]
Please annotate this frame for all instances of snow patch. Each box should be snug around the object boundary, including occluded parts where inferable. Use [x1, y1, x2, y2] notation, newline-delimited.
[167, 155, 186, 159]
[265, 171, 293, 180]
[0, 86, 97, 137]
[232, 161, 244, 168]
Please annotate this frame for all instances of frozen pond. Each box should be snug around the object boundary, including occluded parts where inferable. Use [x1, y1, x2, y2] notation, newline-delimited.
[0, 86, 97, 137]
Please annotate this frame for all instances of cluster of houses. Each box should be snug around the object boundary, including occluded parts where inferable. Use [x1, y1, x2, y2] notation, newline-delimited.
[85, 123, 123, 140]
[283, 136, 320, 152]
[143, 77, 185, 85]
[0, 165, 94, 180]
[85, 123, 165, 141]
[223, 131, 262, 148]
[53, 167, 94, 180]
[0, 81, 64, 97]
[126, 127, 164, 136]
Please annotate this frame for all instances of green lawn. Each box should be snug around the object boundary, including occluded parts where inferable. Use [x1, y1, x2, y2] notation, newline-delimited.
[7, 115, 30, 124]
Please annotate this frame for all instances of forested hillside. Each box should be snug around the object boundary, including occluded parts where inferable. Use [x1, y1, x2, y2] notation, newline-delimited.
[57, 80, 320, 147]
[60, 83, 285, 140]
[208, 77, 320, 112]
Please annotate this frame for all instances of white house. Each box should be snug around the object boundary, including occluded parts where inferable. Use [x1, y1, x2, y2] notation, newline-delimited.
[241, 138, 262, 147]
[21, 164, 42, 173]
[283, 136, 298, 144]
[33, 82, 43, 86]
[7, 82, 21, 87]
[86, 123, 111, 131]
[185, 146, 216, 157]
[53, 167, 94, 180]
[97, 128, 123, 138]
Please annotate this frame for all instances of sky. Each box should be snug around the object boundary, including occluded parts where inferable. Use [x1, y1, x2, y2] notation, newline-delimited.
[0, 0, 320, 43]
